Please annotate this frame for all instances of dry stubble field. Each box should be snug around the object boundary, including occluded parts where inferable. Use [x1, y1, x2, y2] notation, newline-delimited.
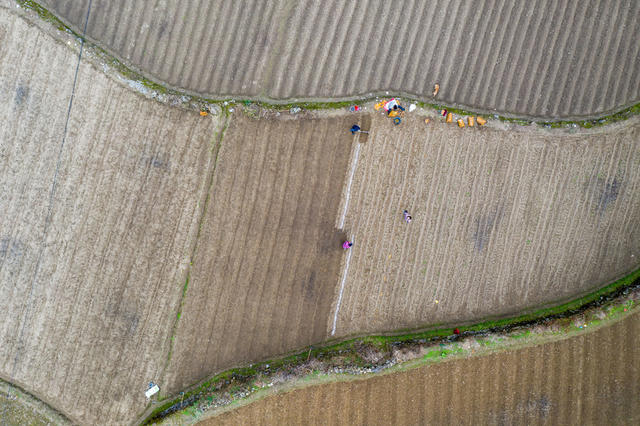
[332, 113, 640, 337]
[0, 6, 223, 424]
[206, 310, 640, 426]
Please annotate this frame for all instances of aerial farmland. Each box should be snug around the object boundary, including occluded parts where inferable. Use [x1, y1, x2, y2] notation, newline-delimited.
[0, 0, 639, 424]
[206, 309, 640, 426]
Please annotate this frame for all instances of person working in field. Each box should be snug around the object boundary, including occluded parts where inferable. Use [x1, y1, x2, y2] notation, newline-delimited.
[403, 210, 412, 223]
[350, 124, 369, 135]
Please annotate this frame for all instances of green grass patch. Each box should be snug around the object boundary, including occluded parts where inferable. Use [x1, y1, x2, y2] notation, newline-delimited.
[16, 0, 70, 32]
[251, 100, 354, 111]
[511, 330, 531, 339]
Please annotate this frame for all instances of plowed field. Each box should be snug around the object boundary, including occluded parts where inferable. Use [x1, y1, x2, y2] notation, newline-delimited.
[38, 0, 640, 118]
[0, 6, 222, 424]
[204, 311, 640, 426]
[2, 3, 640, 425]
[332, 113, 640, 337]
[163, 114, 353, 395]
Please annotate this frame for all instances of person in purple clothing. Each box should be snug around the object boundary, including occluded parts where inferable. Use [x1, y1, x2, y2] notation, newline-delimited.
[342, 240, 353, 250]
[403, 210, 412, 223]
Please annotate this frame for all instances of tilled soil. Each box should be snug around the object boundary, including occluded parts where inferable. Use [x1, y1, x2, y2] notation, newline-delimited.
[37, 0, 640, 119]
[0, 6, 222, 424]
[332, 112, 640, 337]
[2, 4, 640, 425]
[203, 310, 640, 426]
[163, 113, 353, 396]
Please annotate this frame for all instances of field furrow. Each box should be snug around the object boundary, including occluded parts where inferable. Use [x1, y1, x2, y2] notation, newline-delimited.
[331, 113, 640, 337]
[208, 312, 640, 425]
[0, 7, 223, 423]
[36, 0, 640, 118]
[2, 4, 640, 424]
[164, 115, 353, 395]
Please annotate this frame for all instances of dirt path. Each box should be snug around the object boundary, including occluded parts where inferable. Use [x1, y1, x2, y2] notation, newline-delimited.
[36, 0, 640, 119]
[203, 310, 640, 425]
[332, 112, 640, 337]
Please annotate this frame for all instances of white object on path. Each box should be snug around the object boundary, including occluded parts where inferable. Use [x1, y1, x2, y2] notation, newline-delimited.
[408, 103, 416, 112]
[145, 385, 160, 398]
[383, 98, 398, 111]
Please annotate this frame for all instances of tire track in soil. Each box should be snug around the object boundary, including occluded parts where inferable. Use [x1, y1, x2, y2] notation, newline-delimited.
[404, 119, 440, 317]
[579, 143, 611, 286]
[262, 120, 314, 355]
[546, 139, 587, 296]
[233, 120, 290, 356]
[0, 31, 72, 355]
[470, 138, 505, 309]
[614, 137, 640, 268]
[341, 123, 384, 327]
[218, 119, 271, 364]
[603, 138, 634, 271]
[282, 120, 330, 349]
[591, 136, 627, 285]
[460, 130, 492, 312]
[522, 144, 562, 301]
[11, 0, 92, 376]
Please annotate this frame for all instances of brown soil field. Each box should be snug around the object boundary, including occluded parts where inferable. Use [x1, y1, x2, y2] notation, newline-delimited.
[203, 310, 640, 426]
[163, 113, 353, 396]
[0, 5, 223, 424]
[332, 113, 640, 337]
[38, 0, 640, 118]
[2, 3, 640, 424]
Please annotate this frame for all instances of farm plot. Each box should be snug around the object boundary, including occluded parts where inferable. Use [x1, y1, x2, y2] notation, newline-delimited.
[0, 6, 222, 425]
[206, 310, 640, 426]
[36, 0, 640, 118]
[163, 114, 354, 395]
[332, 113, 640, 337]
